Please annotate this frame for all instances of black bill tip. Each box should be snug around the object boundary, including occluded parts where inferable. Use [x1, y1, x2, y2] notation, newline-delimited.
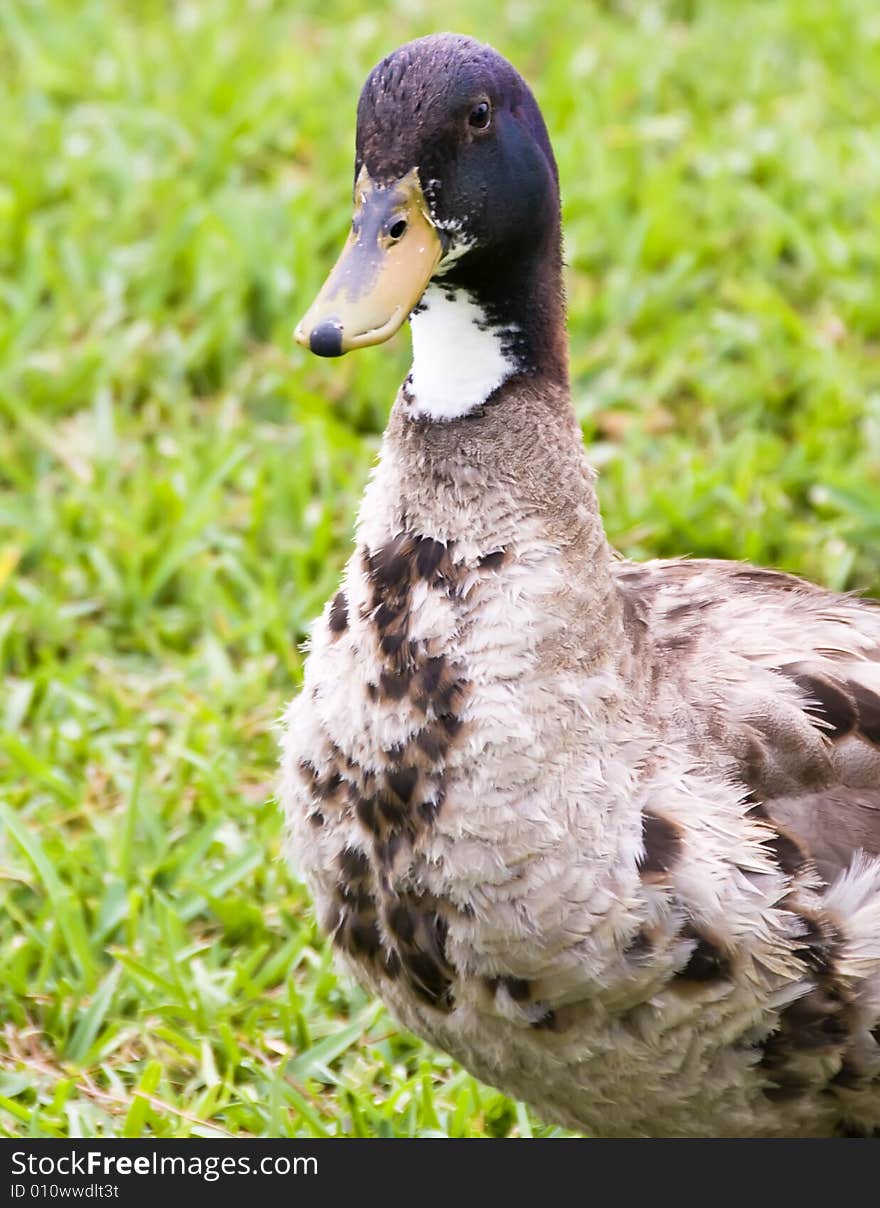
[309, 322, 344, 358]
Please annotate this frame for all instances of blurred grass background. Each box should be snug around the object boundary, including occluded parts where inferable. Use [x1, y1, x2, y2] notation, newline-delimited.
[2, 0, 879, 1137]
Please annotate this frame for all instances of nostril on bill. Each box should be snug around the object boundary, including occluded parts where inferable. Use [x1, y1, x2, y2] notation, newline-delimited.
[388, 219, 407, 241]
[309, 322, 344, 357]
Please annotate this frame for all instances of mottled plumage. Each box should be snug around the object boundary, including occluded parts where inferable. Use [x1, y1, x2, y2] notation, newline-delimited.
[281, 34, 880, 1136]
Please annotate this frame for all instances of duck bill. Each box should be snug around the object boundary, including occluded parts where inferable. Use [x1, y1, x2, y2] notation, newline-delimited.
[295, 167, 443, 357]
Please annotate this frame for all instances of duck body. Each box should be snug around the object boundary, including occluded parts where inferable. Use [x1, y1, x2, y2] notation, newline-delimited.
[281, 35, 880, 1137]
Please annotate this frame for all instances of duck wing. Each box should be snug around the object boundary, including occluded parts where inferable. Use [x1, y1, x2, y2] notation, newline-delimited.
[615, 557, 880, 882]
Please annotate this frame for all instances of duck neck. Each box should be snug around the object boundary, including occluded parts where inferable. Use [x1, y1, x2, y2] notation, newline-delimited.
[362, 381, 624, 676]
[405, 222, 568, 422]
[379, 370, 607, 559]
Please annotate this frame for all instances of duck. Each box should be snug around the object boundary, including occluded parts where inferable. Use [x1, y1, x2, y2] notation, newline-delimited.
[279, 33, 880, 1138]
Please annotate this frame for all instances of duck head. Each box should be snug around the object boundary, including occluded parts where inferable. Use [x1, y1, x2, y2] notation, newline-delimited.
[296, 34, 567, 418]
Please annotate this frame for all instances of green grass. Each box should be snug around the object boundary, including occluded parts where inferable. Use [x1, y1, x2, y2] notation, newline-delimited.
[2, 0, 880, 1137]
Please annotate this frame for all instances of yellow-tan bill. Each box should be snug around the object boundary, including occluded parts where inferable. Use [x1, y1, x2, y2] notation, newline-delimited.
[295, 166, 443, 357]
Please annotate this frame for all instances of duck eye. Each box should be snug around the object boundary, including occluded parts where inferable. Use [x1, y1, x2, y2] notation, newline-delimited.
[467, 101, 491, 131]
